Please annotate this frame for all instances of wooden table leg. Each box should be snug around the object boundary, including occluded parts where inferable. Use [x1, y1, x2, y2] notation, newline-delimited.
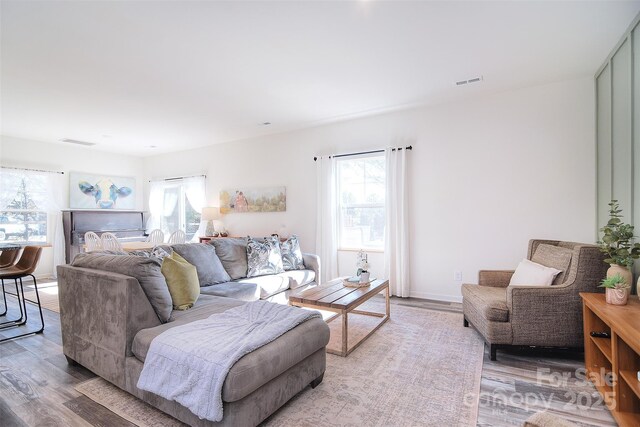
[341, 309, 348, 357]
[385, 284, 390, 318]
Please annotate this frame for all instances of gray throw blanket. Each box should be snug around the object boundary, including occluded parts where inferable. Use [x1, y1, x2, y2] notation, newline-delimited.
[136, 300, 321, 422]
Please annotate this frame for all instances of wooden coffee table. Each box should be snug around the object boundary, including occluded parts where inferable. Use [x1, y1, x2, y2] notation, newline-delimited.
[289, 278, 390, 357]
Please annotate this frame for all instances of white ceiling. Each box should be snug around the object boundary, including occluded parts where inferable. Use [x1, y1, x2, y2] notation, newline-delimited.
[1, 1, 639, 157]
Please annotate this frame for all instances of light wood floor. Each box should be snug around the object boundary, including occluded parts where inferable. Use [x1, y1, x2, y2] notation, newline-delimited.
[0, 283, 616, 427]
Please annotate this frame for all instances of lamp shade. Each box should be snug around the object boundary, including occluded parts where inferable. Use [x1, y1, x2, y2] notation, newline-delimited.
[202, 207, 221, 221]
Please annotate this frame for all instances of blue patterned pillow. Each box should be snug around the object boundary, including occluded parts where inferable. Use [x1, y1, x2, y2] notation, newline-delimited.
[246, 236, 284, 277]
[280, 235, 305, 271]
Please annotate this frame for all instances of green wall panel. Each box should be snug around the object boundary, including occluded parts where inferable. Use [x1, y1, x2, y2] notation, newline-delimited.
[634, 26, 640, 279]
[596, 64, 612, 230]
[611, 39, 632, 218]
[596, 16, 639, 287]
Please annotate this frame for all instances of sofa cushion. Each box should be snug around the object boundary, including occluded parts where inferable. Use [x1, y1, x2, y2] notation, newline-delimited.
[72, 252, 173, 323]
[200, 282, 260, 301]
[210, 238, 248, 280]
[238, 274, 290, 299]
[277, 269, 316, 290]
[531, 244, 572, 285]
[247, 236, 284, 277]
[161, 252, 200, 310]
[280, 235, 305, 271]
[135, 295, 245, 355]
[461, 284, 509, 322]
[171, 243, 231, 286]
[132, 295, 330, 402]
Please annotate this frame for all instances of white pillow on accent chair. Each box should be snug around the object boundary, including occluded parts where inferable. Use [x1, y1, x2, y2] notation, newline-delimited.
[509, 259, 562, 286]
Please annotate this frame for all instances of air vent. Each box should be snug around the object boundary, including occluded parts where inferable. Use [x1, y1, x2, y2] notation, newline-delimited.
[60, 138, 97, 146]
[455, 76, 484, 86]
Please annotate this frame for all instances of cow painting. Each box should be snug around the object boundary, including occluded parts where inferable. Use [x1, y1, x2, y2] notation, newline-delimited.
[78, 179, 133, 209]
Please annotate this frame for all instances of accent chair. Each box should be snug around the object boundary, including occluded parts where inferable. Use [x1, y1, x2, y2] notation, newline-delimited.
[461, 239, 608, 361]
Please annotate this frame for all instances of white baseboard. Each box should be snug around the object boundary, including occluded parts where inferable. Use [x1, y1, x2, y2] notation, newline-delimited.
[408, 291, 462, 303]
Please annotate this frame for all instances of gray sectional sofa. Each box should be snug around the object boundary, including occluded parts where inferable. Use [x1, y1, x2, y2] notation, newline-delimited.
[57, 239, 330, 426]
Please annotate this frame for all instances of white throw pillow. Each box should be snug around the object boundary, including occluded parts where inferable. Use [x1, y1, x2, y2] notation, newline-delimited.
[509, 259, 562, 286]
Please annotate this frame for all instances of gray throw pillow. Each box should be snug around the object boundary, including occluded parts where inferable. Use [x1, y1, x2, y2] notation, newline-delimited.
[72, 252, 172, 323]
[280, 235, 305, 271]
[246, 236, 284, 277]
[210, 238, 248, 280]
[172, 243, 231, 286]
[126, 246, 171, 261]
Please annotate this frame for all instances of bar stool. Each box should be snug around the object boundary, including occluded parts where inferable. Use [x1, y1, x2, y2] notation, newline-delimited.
[0, 246, 44, 342]
[0, 248, 21, 317]
[0, 249, 20, 268]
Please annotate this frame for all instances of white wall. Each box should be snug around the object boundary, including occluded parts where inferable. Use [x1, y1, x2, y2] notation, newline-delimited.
[144, 77, 596, 302]
[0, 135, 145, 277]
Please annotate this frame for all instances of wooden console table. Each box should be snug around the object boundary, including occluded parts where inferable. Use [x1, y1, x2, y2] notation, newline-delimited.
[580, 292, 640, 426]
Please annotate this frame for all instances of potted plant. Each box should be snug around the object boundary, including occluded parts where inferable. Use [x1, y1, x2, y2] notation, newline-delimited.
[598, 200, 640, 286]
[599, 273, 631, 305]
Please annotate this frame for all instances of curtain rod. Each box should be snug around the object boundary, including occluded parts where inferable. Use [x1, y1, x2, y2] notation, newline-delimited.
[313, 145, 412, 161]
[1, 165, 64, 174]
[149, 174, 206, 183]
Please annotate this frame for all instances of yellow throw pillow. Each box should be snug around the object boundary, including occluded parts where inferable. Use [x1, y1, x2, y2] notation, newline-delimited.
[161, 252, 200, 310]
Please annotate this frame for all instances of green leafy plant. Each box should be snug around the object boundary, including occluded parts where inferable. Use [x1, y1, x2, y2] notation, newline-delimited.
[599, 273, 630, 289]
[598, 200, 640, 268]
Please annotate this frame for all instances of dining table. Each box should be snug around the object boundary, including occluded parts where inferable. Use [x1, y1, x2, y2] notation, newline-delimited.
[119, 241, 159, 251]
[0, 243, 22, 251]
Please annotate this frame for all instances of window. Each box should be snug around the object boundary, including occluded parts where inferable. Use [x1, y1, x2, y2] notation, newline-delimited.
[158, 184, 201, 240]
[0, 171, 49, 244]
[148, 176, 205, 241]
[337, 155, 385, 250]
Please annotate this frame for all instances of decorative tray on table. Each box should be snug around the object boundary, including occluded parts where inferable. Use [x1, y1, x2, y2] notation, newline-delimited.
[343, 277, 374, 288]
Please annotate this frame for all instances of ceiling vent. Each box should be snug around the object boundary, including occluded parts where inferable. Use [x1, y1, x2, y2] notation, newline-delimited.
[455, 76, 483, 86]
[60, 138, 97, 146]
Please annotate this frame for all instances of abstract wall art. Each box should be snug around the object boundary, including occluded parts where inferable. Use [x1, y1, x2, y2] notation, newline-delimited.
[69, 172, 136, 210]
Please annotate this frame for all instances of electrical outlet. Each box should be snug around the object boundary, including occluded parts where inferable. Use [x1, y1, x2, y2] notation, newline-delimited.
[454, 271, 462, 281]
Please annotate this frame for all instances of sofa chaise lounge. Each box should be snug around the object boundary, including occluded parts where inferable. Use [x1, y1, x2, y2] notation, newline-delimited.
[58, 240, 330, 426]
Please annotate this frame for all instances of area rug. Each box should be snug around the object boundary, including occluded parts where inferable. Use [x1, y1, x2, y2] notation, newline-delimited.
[22, 282, 60, 313]
[75, 301, 484, 426]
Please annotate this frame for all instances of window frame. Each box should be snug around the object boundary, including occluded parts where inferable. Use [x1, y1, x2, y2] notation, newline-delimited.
[336, 153, 386, 252]
[0, 171, 51, 245]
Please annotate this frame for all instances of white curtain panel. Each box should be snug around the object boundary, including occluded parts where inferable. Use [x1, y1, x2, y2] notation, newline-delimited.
[315, 156, 338, 284]
[384, 147, 410, 297]
[45, 172, 66, 277]
[183, 176, 206, 213]
[147, 180, 168, 232]
[183, 176, 206, 242]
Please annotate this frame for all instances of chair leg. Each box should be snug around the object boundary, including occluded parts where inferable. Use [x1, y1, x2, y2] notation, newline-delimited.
[0, 279, 26, 328]
[0, 275, 45, 343]
[28, 275, 45, 334]
[489, 344, 497, 361]
[0, 278, 7, 316]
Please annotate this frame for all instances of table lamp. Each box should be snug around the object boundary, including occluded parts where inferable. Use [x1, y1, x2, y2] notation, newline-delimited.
[202, 207, 221, 236]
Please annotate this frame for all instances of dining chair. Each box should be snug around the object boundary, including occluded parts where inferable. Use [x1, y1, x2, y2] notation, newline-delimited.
[0, 246, 44, 343]
[0, 248, 21, 317]
[101, 232, 123, 251]
[84, 231, 102, 252]
[168, 230, 186, 244]
[0, 248, 21, 268]
[146, 229, 165, 245]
